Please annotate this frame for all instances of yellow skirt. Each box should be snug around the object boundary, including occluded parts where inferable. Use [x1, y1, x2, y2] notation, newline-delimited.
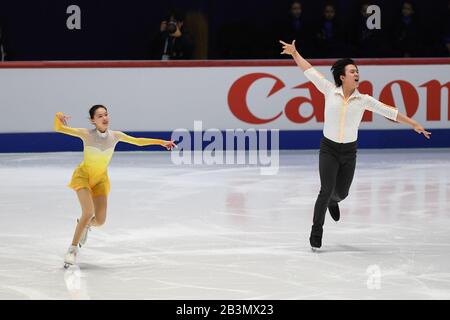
[68, 166, 110, 197]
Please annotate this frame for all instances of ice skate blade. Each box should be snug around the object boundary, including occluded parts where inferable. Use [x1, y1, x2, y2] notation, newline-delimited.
[311, 247, 320, 252]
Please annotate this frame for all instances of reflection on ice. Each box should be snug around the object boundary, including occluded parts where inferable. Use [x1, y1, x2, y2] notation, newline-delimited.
[64, 266, 90, 300]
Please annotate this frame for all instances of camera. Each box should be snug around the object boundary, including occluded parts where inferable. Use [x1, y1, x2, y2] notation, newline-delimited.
[167, 21, 177, 35]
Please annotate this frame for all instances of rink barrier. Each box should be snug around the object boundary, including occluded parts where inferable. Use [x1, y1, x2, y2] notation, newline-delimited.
[1, 58, 449, 152]
[0, 129, 448, 153]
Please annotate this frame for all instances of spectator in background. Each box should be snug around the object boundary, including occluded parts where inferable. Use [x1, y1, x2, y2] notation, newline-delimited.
[0, 24, 5, 61]
[349, 2, 389, 58]
[312, 2, 346, 58]
[443, 0, 450, 56]
[0, 27, 3, 61]
[150, 10, 194, 60]
[277, 1, 312, 58]
[391, 1, 424, 57]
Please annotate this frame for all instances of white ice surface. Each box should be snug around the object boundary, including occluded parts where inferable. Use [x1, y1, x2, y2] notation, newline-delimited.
[0, 149, 449, 299]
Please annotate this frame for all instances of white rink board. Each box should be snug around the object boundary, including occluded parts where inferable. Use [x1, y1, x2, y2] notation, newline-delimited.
[0, 64, 449, 133]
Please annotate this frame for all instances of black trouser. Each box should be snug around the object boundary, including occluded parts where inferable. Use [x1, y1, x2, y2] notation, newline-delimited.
[311, 137, 357, 237]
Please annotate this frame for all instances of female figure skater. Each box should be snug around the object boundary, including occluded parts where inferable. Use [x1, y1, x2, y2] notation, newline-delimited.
[54, 105, 176, 267]
[279, 40, 431, 251]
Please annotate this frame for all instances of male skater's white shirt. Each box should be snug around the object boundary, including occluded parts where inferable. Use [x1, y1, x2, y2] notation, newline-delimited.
[304, 67, 399, 143]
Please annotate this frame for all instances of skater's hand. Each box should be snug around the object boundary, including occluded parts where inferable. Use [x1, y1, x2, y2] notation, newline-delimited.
[413, 123, 431, 139]
[56, 112, 71, 126]
[162, 140, 177, 150]
[279, 40, 297, 56]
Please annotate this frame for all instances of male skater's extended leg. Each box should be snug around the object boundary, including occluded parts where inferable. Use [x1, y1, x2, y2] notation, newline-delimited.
[328, 150, 357, 222]
[310, 147, 339, 249]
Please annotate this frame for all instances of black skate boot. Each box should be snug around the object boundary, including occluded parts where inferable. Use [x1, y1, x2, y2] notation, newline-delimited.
[328, 202, 340, 222]
[309, 225, 323, 251]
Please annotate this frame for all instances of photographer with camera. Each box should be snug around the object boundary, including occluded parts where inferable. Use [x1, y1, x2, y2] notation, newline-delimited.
[151, 11, 194, 60]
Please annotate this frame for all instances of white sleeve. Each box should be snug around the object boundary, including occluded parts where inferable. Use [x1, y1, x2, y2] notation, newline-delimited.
[363, 94, 399, 120]
[303, 67, 335, 95]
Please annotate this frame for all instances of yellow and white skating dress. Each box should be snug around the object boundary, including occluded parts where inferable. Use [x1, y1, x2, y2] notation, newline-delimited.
[54, 112, 165, 196]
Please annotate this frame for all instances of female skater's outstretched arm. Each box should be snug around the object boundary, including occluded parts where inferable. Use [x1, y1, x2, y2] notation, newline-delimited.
[115, 131, 176, 150]
[54, 112, 88, 139]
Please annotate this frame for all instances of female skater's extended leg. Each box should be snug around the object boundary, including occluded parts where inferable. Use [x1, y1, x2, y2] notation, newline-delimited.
[72, 188, 95, 246]
[64, 188, 94, 267]
[74, 195, 107, 248]
[90, 196, 107, 227]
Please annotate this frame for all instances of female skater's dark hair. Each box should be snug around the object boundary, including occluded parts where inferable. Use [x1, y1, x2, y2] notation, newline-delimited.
[89, 105, 108, 119]
[331, 58, 357, 87]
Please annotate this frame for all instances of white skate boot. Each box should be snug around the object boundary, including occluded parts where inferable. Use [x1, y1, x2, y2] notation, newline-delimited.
[77, 219, 91, 248]
[64, 245, 78, 269]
